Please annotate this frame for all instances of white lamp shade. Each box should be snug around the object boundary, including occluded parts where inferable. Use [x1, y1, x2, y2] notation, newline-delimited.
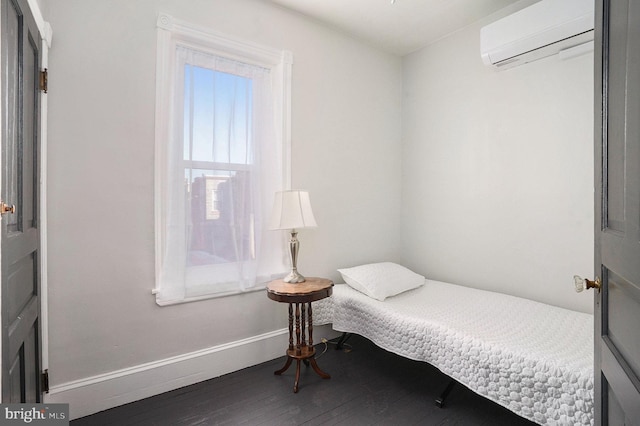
[269, 190, 318, 230]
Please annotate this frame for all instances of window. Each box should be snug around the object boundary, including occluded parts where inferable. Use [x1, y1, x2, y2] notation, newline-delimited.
[154, 14, 292, 304]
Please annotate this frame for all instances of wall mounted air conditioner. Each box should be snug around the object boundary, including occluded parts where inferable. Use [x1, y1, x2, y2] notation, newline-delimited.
[480, 0, 594, 70]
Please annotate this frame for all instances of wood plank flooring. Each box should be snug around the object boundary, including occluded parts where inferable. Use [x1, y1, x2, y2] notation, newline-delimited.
[71, 334, 536, 425]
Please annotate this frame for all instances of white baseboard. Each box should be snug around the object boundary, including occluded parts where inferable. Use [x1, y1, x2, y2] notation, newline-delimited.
[46, 325, 339, 420]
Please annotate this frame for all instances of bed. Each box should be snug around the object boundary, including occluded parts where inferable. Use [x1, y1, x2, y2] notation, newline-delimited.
[313, 272, 594, 425]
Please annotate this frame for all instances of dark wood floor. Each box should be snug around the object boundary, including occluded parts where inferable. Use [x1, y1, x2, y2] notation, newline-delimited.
[71, 334, 536, 425]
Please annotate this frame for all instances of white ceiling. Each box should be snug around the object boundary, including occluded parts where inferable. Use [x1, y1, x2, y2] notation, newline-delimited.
[269, 0, 525, 56]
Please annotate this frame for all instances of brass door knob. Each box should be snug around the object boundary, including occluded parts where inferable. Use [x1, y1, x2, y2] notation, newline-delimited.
[574, 275, 601, 293]
[0, 202, 15, 215]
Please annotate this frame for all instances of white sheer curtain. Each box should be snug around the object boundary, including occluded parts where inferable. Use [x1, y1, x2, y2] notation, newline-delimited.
[157, 45, 285, 303]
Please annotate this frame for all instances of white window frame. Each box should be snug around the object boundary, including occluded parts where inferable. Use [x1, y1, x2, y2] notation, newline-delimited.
[154, 13, 292, 305]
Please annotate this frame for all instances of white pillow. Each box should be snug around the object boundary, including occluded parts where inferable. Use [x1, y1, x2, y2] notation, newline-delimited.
[337, 262, 425, 301]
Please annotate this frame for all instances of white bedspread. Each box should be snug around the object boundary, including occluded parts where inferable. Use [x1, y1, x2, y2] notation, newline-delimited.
[314, 280, 594, 425]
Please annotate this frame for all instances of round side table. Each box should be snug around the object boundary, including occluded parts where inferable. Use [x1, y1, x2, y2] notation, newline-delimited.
[267, 277, 333, 393]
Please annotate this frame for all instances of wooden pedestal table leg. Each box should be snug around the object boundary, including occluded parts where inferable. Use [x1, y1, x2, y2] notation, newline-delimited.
[303, 302, 311, 367]
[294, 303, 301, 356]
[274, 303, 295, 376]
[307, 302, 330, 379]
[293, 302, 302, 392]
[308, 358, 330, 379]
[274, 357, 293, 376]
[293, 360, 302, 393]
[287, 303, 294, 352]
[301, 303, 308, 366]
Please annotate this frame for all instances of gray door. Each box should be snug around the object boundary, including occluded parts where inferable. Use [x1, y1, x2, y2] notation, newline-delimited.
[594, 0, 640, 424]
[1, 0, 43, 402]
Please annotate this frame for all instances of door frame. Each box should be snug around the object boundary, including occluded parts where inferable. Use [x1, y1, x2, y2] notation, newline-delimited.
[593, 0, 604, 420]
[0, 0, 51, 398]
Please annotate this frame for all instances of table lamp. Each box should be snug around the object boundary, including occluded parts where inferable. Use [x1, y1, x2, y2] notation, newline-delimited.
[269, 190, 317, 283]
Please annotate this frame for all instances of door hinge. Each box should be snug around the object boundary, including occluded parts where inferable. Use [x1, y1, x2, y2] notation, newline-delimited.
[41, 369, 49, 393]
[39, 68, 48, 93]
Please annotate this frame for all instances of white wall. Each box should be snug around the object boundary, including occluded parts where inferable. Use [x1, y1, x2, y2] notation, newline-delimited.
[43, 0, 402, 415]
[401, 17, 594, 313]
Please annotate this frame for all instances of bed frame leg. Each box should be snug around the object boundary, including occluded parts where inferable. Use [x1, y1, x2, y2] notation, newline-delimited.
[435, 379, 456, 408]
[336, 332, 351, 350]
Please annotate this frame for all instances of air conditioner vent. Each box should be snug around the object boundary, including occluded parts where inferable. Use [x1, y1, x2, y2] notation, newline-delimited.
[481, 0, 594, 70]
